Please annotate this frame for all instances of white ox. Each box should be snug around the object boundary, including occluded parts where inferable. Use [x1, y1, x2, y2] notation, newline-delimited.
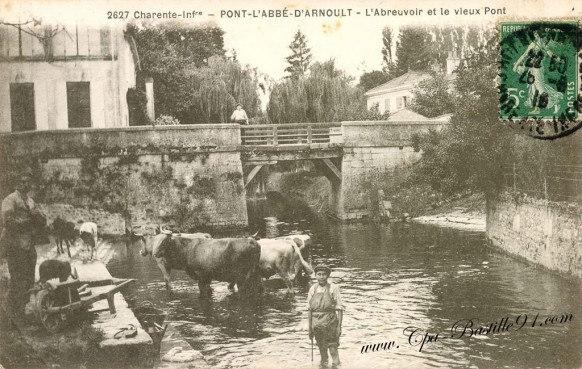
[256, 237, 313, 293]
[275, 234, 312, 250]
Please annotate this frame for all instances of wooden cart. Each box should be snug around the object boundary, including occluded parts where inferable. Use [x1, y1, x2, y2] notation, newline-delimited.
[30, 277, 135, 332]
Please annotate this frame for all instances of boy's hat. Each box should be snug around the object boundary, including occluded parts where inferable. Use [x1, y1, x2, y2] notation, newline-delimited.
[236, 103, 243, 107]
[314, 264, 331, 275]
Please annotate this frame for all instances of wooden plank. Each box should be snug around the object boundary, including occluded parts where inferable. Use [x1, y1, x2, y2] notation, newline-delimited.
[322, 158, 342, 183]
[245, 165, 263, 188]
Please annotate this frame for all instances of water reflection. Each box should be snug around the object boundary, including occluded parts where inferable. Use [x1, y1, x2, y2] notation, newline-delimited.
[107, 197, 582, 369]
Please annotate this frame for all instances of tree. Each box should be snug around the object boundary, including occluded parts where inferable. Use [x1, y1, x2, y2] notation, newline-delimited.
[284, 30, 312, 78]
[410, 32, 514, 197]
[385, 26, 493, 79]
[387, 27, 433, 77]
[0, 17, 63, 61]
[128, 22, 259, 124]
[381, 27, 395, 74]
[268, 60, 385, 123]
[358, 70, 390, 93]
[189, 56, 260, 123]
[408, 73, 455, 118]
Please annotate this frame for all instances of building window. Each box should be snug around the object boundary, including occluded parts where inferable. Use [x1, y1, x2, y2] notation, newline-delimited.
[67, 82, 91, 128]
[100, 29, 111, 56]
[383, 98, 390, 112]
[10, 83, 36, 132]
[403, 96, 408, 107]
[396, 96, 405, 110]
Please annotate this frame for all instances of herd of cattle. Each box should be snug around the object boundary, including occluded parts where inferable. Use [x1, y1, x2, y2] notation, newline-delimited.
[45, 218, 315, 298]
[132, 228, 314, 297]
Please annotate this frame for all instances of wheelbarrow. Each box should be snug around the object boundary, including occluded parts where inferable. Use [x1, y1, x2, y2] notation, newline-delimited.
[29, 278, 136, 332]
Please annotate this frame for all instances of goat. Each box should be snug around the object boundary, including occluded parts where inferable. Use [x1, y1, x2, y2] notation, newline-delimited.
[38, 259, 77, 283]
[79, 222, 98, 260]
[52, 217, 77, 257]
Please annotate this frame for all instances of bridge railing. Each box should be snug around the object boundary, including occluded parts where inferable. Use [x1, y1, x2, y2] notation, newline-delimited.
[241, 123, 342, 146]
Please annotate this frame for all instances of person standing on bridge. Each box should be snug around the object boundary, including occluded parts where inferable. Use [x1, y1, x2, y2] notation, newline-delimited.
[230, 103, 249, 125]
[308, 264, 344, 369]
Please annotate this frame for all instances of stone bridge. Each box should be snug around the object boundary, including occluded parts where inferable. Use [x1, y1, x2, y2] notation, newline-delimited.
[0, 121, 449, 230]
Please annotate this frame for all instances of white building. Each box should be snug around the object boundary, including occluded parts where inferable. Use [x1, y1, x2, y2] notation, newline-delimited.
[365, 52, 460, 115]
[0, 23, 137, 132]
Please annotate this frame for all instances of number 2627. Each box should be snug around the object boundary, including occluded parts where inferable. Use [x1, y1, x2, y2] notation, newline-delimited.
[107, 11, 129, 19]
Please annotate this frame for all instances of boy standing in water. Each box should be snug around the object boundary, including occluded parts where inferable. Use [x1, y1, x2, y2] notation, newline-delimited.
[308, 264, 344, 369]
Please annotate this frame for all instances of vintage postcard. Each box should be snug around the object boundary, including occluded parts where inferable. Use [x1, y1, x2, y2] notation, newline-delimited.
[0, 0, 581, 368]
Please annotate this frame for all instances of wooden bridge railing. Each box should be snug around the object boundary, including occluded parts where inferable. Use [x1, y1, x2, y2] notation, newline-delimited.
[241, 123, 342, 146]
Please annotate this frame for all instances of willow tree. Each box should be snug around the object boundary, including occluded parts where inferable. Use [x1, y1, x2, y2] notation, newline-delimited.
[268, 60, 376, 123]
[189, 56, 260, 123]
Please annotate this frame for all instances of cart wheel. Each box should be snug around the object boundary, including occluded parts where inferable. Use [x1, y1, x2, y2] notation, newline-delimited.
[36, 290, 66, 332]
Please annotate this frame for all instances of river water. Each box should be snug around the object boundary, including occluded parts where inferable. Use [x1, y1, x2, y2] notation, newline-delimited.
[107, 197, 582, 369]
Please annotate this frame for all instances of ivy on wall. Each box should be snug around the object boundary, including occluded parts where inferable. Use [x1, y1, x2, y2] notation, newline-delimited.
[0, 143, 245, 231]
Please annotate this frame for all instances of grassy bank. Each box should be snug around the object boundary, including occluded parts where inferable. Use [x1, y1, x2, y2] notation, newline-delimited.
[278, 170, 485, 219]
[0, 308, 104, 369]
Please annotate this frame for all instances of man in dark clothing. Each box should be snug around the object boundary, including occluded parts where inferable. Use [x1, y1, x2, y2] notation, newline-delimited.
[1, 174, 43, 320]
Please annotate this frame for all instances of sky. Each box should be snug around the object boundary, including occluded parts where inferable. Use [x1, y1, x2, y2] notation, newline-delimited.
[2, 0, 580, 83]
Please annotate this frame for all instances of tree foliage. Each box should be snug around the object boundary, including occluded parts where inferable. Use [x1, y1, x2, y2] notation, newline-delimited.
[410, 32, 515, 197]
[386, 26, 492, 79]
[381, 27, 394, 68]
[358, 70, 390, 93]
[408, 73, 455, 118]
[268, 60, 384, 123]
[284, 30, 312, 78]
[188, 56, 260, 123]
[128, 22, 259, 123]
[390, 27, 435, 77]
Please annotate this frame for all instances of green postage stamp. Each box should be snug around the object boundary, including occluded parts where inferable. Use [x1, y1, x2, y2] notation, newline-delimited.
[499, 21, 580, 138]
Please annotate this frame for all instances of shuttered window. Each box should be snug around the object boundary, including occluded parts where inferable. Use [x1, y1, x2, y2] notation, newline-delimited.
[67, 82, 91, 128]
[10, 83, 36, 132]
[383, 99, 390, 112]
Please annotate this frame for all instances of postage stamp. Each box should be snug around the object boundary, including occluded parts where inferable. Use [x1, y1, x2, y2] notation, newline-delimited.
[499, 21, 580, 138]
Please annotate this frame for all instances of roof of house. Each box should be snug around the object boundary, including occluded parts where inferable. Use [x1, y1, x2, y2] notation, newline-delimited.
[365, 71, 457, 97]
[386, 109, 453, 122]
[365, 71, 432, 96]
[387, 108, 430, 121]
[429, 113, 453, 121]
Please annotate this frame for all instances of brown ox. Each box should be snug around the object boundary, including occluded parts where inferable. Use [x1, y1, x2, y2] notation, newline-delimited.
[141, 233, 262, 298]
[138, 232, 212, 291]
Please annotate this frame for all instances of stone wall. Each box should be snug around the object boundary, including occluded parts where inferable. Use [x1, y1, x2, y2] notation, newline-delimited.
[487, 193, 582, 280]
[38, 203, 126, 236]
[1, 125, 248, 234]
[332, 121, 449, 220]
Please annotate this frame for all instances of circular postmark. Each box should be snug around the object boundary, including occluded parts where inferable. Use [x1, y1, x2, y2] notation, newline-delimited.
[499, 21, 581, 139]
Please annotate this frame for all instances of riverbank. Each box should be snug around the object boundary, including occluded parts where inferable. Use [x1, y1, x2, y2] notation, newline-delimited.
[0, 238, 210, 369]
[277, 171, 486, 231]
[411, 193, 486, 232]
[412, 208, 486, 232]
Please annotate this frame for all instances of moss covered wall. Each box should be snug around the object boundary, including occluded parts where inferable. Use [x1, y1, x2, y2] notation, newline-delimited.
[0, 125, 247, 233]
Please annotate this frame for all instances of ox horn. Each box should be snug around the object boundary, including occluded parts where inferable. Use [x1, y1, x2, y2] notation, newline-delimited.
[249, 230, 260, 240]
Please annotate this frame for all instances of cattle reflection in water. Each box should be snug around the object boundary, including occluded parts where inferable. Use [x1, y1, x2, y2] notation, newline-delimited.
[137, 232, 262, 298]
